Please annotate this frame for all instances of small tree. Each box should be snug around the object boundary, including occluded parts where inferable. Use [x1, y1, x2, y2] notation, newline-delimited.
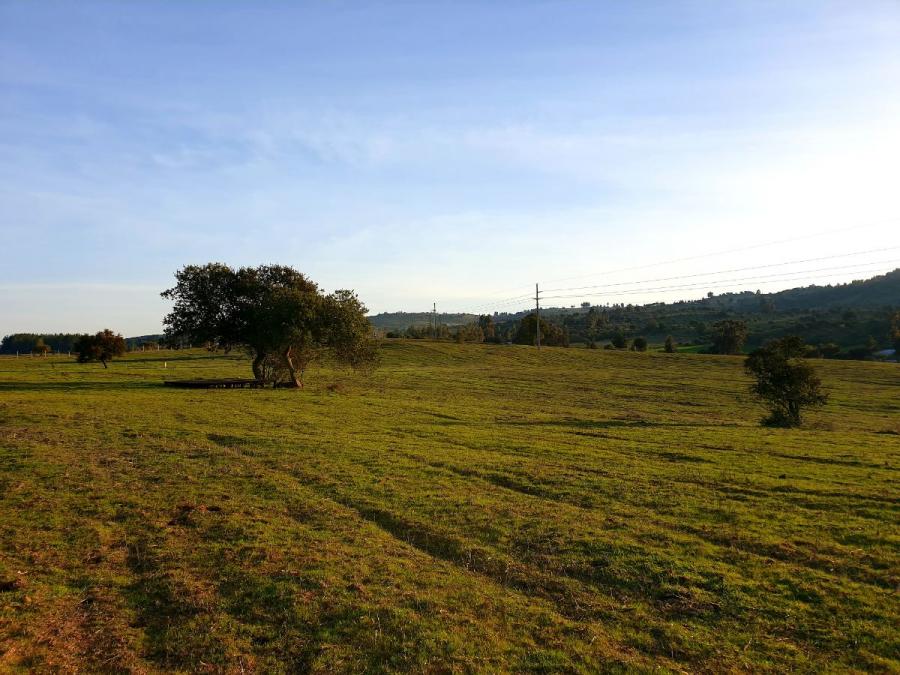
[631, 336, 648, 352]
[744, 336, 827, 427]
[664, 335, 675, 353]
[865, 336, 878, 354]
[75, 330, 126, 368]
[610, 330, 628, 349]
[711, 319, 748, 355]
[31, 338, 51, 356]
[478, 314, 496, 341]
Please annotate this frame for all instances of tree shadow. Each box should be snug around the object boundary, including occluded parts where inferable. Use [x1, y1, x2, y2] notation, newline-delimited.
[501, 418, 734, 429]
[123, 354, 245, 364]
[0, 381, 161, 391]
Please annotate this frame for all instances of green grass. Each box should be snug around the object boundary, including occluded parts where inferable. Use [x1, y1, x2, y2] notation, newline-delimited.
[1, 343, 898, 673]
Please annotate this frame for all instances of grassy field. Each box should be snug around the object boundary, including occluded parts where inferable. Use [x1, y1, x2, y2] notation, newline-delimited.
[0, 342, 898, 673]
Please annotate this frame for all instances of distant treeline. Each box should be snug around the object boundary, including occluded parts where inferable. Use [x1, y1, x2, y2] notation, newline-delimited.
[1, 333, 167, 354]
[0, 333, 81, 354]
[387, 314, 571, 347]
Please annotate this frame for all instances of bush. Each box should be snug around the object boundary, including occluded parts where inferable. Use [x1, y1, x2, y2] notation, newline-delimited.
[631, 337, 648, 352]
[820, 342, 841, 359]
[664, 336, 675, 353]
[610, 331, 628, 349]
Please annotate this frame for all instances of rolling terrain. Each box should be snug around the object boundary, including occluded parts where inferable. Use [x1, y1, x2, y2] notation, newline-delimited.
[1, 343, 898, 672]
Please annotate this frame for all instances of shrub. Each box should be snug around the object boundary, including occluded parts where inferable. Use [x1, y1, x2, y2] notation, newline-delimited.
[820, 342, 841, 359]
[632, 337, 648, 352]
[610, 331, 628, 349]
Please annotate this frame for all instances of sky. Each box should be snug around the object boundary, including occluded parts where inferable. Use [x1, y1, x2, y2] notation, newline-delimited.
[1, 1, 899, 335]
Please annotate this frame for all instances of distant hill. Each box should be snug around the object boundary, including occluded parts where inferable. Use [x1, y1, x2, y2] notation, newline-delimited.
[764, 269, 900, 310]
[372, 269, 900, 355]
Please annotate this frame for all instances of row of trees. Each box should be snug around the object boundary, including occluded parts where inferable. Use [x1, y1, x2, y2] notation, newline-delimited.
[0, 331, 127, 364]
[0, 333, 83, 354]
[461, 295, 898, 356]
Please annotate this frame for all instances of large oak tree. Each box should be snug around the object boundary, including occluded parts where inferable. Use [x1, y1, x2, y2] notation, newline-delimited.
[162, 264, 377, 387]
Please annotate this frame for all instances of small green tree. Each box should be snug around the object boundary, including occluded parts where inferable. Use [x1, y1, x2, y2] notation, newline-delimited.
[75, 330, 126, 368]
[631, 336, 648, 352]
[663, 335, 675, 353]
[865, 336, 878, 353]
[711, 319, 748, 355]
[478, 314, 496, 340]
[610, 330, 628, 349]
[744, 336, 827, 427]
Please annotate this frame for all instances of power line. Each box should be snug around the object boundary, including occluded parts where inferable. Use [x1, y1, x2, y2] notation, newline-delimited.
[458, 220, 898, 311]
[464, 250, 898, 313]
[458, 259, 896, 315]
[539, 257, 900, 300]
[540, 263, 899, 302]
[538, 219, 897, 287]
[541, 245, 900, 294]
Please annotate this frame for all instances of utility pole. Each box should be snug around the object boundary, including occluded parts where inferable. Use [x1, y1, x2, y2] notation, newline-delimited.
[433, 302, 437, 339]
[535, 283, 541, 350]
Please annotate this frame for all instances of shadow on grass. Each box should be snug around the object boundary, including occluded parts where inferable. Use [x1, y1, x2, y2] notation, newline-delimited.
[502, 418, 739, 429]
[123, 354, 246, 364]
[0, 381, 162, 391]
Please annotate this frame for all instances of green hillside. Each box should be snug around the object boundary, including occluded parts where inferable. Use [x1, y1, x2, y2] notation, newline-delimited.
[367, 312, 477, 331]
[371, 269, 900, 354]
[1, 343, 897, 672]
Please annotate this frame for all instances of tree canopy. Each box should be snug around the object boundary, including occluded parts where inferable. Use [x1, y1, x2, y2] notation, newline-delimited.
[161, 264, 377, 387]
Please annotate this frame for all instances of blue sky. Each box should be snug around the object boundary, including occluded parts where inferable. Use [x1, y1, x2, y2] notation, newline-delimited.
[2, 1, 899, 335]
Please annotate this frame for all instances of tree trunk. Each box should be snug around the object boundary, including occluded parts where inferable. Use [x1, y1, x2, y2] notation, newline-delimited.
[101, 358, 108, 369]
[283, 346, 303, 388]
[251, 352, 266, 381]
